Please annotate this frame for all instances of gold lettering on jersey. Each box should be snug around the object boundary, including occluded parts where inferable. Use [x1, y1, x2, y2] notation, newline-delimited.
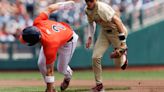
[56, 24, 66, 31]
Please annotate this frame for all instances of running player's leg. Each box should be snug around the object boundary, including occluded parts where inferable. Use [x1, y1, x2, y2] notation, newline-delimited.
[57, 32, 78, 90]
[57, 32, 78, 77]
[113, 52, 128, 70]
[92, 31, 110, 91]
[109, 34, 128, 70]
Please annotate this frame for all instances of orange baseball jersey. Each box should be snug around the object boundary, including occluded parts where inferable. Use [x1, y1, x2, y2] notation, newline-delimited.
[33, 12, 73, 64]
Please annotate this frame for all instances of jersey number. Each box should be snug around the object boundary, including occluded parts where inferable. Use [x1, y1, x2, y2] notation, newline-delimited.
[52, 24, 66, 32]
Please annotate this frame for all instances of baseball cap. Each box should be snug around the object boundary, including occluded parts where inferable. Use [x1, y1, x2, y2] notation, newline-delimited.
[22, 26, 41, 46]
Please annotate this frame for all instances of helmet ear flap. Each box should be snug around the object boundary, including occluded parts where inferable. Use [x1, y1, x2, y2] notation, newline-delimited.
[19, 35, 26, 44]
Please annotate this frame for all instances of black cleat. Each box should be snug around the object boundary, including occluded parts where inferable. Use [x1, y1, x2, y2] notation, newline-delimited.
[60, 78, 71, 91]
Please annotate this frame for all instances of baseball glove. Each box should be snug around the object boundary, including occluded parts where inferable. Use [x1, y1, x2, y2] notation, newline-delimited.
[110, 48, 127, 58]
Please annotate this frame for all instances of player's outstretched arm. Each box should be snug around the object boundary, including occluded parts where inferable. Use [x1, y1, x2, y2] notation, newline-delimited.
[43, 1, 75, 16]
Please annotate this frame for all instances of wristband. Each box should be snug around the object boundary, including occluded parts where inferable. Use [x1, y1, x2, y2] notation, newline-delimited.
[118, 33, 126, 42]
[45, 76, 55, 83]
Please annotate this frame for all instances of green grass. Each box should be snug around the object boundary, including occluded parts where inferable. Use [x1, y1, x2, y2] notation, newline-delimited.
[0, 86, 130, 92]
[71, 70, 164, 80]
[0, 87, 45, 92]
[102, 70, 164, 80]
[0, 72, 42, 80]
[0, 70, 164, 80]
[0, 86, 90, 92]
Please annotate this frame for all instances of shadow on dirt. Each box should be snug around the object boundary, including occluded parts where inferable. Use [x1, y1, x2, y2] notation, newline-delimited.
[57, 86, 130, 92]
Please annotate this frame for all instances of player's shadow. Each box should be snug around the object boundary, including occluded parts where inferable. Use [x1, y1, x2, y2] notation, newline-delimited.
[59, 88, 90, 92]
[30, 87, 130, 92]
[58, 86, 130, 92]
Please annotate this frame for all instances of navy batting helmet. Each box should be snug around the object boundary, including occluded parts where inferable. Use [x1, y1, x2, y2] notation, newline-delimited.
[22, 26, 41, 46]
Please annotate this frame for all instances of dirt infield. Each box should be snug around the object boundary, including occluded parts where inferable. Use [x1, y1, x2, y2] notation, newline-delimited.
[0, 79, 164, 92]
[0, 66, 164, 92]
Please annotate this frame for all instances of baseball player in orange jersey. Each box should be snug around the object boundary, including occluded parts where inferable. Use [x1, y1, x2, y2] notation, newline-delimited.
[19, 1, 78, 92]
[85, 0, 128, 91]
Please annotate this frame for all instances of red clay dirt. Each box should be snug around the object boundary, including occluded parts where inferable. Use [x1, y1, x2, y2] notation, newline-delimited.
[0, 79, 164, 92]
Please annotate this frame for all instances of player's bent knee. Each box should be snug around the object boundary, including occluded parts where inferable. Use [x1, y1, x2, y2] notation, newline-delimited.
[92, 56, 102, 63]
[57, 66, 67, 74]
[37, 60, 44, 68]
[57, 67, 63, 73]
[114, 54, 127, 67]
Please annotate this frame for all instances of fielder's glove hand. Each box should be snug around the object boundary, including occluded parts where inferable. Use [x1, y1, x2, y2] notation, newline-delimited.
[110, 48, 127, 58]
